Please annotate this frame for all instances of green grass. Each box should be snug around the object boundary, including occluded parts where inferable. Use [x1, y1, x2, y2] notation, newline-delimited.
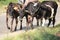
[0, 0, 17, 5]
[0, 0, 17, 14]
[3, 24, 60, 40]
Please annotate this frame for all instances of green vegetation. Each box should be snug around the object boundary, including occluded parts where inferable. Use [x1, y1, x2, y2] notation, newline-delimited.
[0, 0, 58, 14]
[0, 0, 17, 14]
[0, 0, 17, 5]
[3, 24, 60, 40]
[0, 0, 58, 6]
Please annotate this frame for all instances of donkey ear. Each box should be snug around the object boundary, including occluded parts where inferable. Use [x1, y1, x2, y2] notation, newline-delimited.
[14, 7, 18, 10]
[14, 7, 19, 11]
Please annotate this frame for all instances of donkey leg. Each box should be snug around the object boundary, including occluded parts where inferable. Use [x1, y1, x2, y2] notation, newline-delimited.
[31, 17, 34, 29]
[20, 19, 22, 30]
[42, 18, 45, 27]
[14, 18, 18, 31]
[6, 13, 10, 29]
[47, 18, 52, 27]
[36, 18, 39, 26]
[52, 9, 57, 27]
[11, 17, 14, 32]
[52, 17, 55, 27]
[26, 21, 29, 30]
[25, 16, 29, 30]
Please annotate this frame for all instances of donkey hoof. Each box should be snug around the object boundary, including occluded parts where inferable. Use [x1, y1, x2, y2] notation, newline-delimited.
[20, 28, 22, 30]
[14, 29, 17, 31]
[10, 30, 13, 32]
[7, 27, 10, 29]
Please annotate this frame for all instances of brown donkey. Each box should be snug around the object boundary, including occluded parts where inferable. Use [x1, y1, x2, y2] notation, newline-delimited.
[6, 2, 22, 32]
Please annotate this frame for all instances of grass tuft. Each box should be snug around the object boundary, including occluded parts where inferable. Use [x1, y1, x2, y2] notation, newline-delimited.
[3, 24, 60, 40]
